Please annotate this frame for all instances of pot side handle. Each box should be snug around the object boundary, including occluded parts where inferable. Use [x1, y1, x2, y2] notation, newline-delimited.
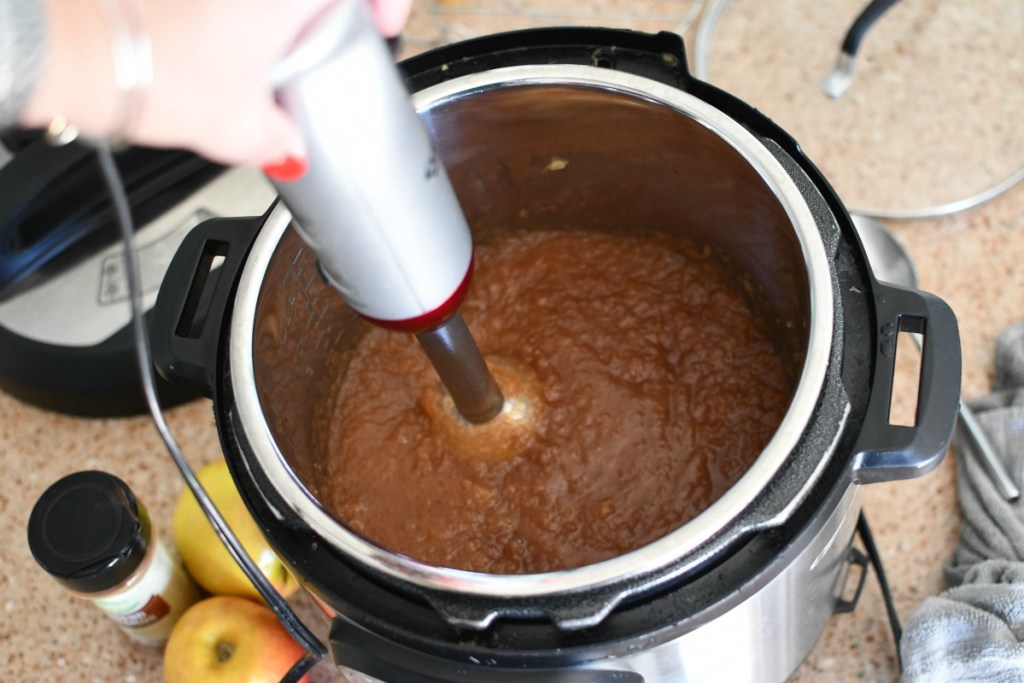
[150, 214, 265, 398]
[851, 283, 961, 483]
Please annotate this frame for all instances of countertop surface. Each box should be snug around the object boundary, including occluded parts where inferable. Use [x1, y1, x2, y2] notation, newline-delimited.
[2, 1, 1022, 681]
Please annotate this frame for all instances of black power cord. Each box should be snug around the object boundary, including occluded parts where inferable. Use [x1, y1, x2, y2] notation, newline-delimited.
[840, 0, 901, 58]
[857, 511, 903, 671]
[94, 142, 327, 682]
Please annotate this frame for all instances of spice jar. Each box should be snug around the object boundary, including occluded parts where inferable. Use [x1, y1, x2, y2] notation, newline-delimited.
[27, 470, 201, 646]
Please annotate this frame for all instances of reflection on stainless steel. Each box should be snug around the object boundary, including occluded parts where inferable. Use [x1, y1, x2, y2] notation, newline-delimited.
[851, 215, 918, 288]
[602, 486, 862, 682]
[852, 214, 1020, 501]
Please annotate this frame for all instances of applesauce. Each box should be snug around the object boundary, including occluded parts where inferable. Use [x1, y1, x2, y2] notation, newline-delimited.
[319, 230, 792, 574]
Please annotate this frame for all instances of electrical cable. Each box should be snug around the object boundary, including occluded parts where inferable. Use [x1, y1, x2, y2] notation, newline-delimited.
[839, 0, 900, 57]
[857, 511, 903, 671]
[93, 142, 328, 680]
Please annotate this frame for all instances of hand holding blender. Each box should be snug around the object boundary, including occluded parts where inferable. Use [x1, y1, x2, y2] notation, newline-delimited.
[264, 0, 505, 424]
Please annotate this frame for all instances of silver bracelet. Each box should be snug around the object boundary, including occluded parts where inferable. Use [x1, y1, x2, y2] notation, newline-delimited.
[47, 0, 152, 147]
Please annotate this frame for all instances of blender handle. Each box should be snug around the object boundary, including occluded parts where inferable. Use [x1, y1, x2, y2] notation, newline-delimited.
[851, 282, 961, 483]
[330, 618, 644, 682]
[150, 213, 265, 397]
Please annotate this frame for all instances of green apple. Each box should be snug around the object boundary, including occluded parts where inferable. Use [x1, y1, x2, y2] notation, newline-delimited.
[164, 596, 307, 683]
[173, 459, 299, 600]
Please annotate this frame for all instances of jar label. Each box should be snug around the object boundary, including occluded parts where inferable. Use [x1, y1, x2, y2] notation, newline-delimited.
[107, 594, 171, 628]
[92, 541, 175, 635]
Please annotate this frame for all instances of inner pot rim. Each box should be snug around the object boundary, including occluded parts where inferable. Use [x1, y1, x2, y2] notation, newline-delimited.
[229, 64, 835, 598]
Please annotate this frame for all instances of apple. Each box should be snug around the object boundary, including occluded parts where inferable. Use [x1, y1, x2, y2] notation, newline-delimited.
[164, 595, 308, 683]
[173, 459, 300, 600]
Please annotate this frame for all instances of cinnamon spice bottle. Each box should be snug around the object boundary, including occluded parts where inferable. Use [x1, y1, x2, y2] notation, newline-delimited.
[27, 470, 201, 646]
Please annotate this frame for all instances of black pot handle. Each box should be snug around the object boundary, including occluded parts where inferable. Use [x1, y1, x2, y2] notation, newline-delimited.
[330, 618, 643, 682]
[150, 213, 266, 397]
[851, 282, 961, 483]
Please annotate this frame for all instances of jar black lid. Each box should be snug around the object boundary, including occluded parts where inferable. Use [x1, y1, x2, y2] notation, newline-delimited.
[27, 470, 151, 593]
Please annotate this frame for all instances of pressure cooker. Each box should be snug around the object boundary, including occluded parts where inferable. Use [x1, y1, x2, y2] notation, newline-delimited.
[151, 27, 960, 682]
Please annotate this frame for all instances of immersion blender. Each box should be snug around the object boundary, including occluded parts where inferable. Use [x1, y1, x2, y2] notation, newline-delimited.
[264, 0, 503, 424]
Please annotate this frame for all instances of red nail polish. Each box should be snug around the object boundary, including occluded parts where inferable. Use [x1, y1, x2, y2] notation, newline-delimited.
[262, 155, 308, 182]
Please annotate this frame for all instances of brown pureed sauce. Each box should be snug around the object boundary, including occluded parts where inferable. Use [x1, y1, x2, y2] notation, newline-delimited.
[321, 231, 792, 574]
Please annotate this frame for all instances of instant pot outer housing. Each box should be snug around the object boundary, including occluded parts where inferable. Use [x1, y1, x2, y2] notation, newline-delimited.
[152, 28, 961, 683]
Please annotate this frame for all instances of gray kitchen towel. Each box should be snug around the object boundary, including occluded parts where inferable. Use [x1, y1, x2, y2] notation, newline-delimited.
[901, 322, 1024, 681]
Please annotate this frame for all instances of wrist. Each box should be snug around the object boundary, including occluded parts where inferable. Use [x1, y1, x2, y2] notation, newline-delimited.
[20, 0, 151, 144]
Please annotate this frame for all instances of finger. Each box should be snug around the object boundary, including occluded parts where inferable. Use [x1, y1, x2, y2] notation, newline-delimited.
[195, 104, 305, 168]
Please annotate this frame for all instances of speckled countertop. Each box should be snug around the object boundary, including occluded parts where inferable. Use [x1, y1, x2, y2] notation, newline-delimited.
[2, 1, 1022, 681]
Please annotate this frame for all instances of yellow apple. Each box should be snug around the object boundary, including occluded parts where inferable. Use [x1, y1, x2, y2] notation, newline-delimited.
[173, 459, 299, 600]
[164, 596, 308, 683]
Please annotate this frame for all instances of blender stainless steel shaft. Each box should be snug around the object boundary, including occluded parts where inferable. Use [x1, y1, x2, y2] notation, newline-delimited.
[265, 0, 502, 423]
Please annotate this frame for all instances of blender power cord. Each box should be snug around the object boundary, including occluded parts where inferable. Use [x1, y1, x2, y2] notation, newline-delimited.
[857, 511, 903, 671]
[94, 142, 327, 682]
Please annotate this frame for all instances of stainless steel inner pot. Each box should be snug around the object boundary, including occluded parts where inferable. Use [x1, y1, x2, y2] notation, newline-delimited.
[228, 65, 835, 599]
